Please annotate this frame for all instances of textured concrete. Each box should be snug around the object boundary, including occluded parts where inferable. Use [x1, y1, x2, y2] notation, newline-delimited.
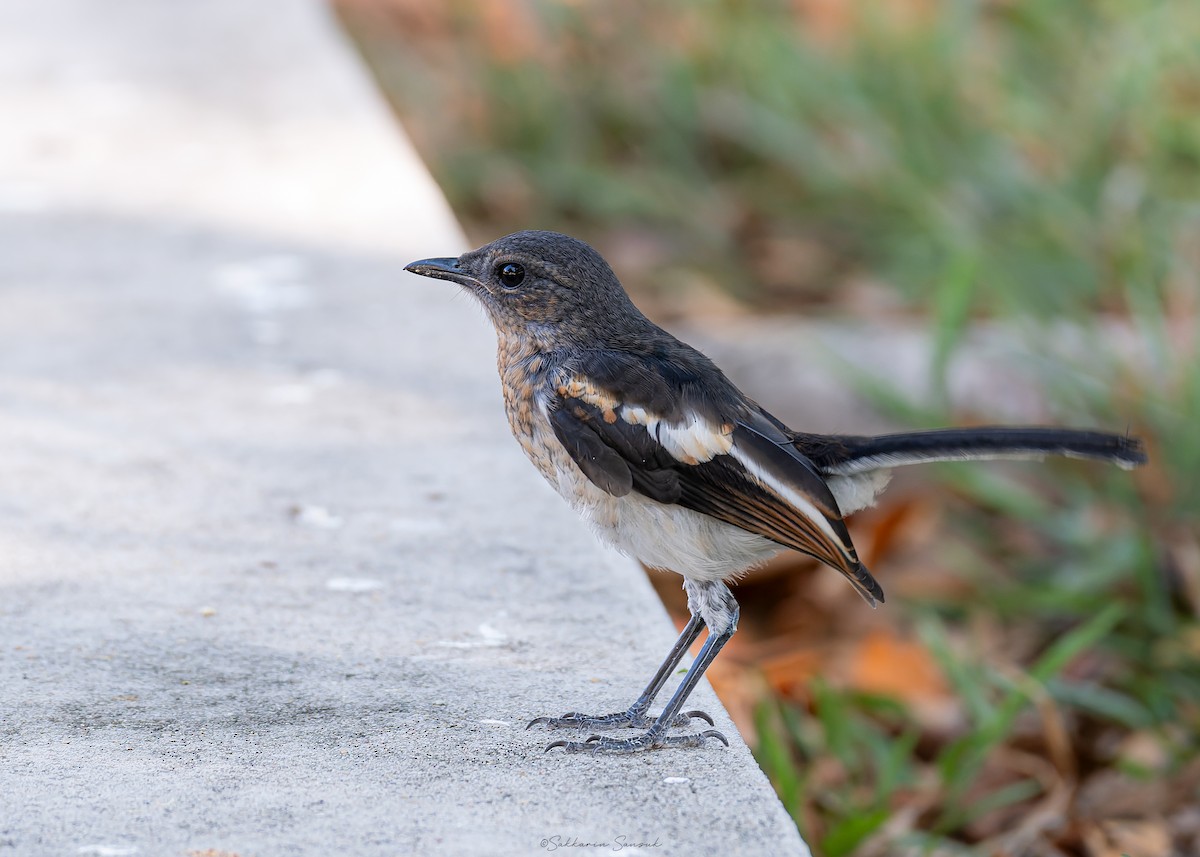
[0, 1, 808, 855]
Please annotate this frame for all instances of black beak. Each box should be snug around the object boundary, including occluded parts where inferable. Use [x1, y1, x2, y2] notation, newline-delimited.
[404, 256, 475, 287]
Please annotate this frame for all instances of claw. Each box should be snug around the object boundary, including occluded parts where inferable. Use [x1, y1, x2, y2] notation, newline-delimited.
[684, 710, 714, 726]
[528, 711, 597, 729]
[528, 711, 588, 729]
[701, 729, 729, 747]
[544, 738, 604, 754]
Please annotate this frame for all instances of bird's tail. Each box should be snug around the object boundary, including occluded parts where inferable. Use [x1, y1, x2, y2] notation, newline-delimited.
[795, 427, 1147, 476]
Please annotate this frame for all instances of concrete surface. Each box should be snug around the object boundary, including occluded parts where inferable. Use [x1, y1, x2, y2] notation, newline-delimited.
[0, 1, 808, 856]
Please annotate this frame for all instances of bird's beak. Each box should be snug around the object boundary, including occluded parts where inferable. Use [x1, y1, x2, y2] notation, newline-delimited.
[404, 256, 477, 288]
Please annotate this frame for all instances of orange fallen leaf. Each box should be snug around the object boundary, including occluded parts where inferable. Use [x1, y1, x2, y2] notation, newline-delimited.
[760, 647, 826, 697]
[848, 629, 961, 732]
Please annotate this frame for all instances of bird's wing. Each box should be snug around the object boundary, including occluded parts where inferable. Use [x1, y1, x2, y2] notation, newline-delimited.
[546, 354, 882, 604]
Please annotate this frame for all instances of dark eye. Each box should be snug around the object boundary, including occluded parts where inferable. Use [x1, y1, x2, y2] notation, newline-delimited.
[496, 262, 525, 289]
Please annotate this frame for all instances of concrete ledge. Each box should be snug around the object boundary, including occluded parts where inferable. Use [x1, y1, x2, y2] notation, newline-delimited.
[0, 2, 808, 855]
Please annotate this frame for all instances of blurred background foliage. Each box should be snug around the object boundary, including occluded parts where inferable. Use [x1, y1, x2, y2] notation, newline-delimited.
[337, 0, 1199, 853]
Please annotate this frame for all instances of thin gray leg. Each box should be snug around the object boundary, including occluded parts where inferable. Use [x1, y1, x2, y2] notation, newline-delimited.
[527, 612, 711, 731]
[548, 595, 738, 754]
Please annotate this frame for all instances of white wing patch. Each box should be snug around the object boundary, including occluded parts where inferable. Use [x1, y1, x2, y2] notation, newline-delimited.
[621, 406, 733, 465]
[556, 374, 733, 465]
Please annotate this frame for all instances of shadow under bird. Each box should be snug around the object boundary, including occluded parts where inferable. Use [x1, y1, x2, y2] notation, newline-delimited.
[405, 230, 1146, 755]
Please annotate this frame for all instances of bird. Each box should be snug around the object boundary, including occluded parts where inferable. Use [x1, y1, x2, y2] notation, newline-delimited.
[404, 230, 1146, 755]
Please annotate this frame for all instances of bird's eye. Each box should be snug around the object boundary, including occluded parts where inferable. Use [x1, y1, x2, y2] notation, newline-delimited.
[496, 262, 525, 289]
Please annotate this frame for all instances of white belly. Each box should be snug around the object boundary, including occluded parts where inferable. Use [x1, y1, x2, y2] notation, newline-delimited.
[552, 465, 781, 582]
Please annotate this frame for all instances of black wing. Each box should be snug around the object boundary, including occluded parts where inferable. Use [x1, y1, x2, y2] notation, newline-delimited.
[546, 351, 883, 604]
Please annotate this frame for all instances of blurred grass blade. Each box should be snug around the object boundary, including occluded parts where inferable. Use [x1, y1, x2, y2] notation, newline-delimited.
[820, 807, 890, 857]
[929, 249, 979, 405]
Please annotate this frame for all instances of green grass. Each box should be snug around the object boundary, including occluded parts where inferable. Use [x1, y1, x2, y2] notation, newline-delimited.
[338, 0, 1200, 851]
[345, 0, 1200, 315]
[807, 331, 1198, 850]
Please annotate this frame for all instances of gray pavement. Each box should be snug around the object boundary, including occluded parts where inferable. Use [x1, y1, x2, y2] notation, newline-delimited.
[0, 1, 808, 855]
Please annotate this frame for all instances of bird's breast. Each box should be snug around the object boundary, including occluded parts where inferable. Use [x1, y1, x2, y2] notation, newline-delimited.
[496, 357, 778, 581]
[496, 341, 562, 485]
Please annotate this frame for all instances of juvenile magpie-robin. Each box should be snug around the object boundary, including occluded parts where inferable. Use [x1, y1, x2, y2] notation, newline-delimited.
[405, 230, 1146, 755]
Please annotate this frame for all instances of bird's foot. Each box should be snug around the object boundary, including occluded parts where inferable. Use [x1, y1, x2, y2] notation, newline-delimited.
[526, 708, 712, 731]
[545, 730, 728, 754]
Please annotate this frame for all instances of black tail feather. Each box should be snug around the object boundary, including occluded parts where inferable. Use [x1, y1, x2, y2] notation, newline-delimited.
[794, 427, 1147, 476]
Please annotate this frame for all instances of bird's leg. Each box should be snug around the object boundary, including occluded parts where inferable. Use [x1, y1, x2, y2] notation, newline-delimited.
[546, 580, 737, 753]
[527, 612, 711, 731]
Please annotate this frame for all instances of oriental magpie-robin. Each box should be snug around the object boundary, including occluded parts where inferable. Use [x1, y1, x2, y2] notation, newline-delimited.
[405, 230, 1146, 754]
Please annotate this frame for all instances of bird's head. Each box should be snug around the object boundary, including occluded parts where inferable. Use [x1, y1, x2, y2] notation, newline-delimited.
[405, 231, 651, 348]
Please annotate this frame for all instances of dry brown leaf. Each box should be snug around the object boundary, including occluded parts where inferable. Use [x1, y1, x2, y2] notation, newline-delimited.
[849, 630, 944, 698]
[790, 0, 934, 46]
[759, 647, 826, 698]
[856, 495, 929, 569]
[1076, 769, 1171, 820]
[848, 629, 960, 731]
[1080, 818, 1172, 857]
[1116, 730, 1171, 773]
[971, 747, 1073, 850]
